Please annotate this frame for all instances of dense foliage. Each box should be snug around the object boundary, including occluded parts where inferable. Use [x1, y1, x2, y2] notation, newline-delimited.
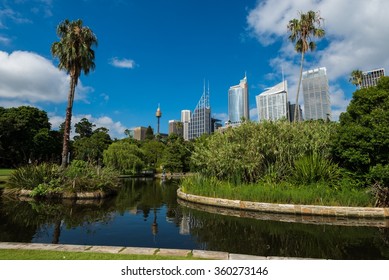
[191, 120, 337, 184]
[0, 106, 62, 167]
[6, 160, 120, 197]
[333, 76, 389, 185]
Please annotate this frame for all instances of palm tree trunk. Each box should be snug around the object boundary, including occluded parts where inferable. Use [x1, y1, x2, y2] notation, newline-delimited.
[61, 76, 77, 168]
[294, 52, 305, 122]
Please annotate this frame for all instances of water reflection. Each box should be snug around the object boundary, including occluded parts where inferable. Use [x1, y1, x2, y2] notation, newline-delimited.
[0, 178, 388, 259]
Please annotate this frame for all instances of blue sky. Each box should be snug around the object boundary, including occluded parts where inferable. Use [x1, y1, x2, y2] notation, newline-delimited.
[1, 0, 388, 138]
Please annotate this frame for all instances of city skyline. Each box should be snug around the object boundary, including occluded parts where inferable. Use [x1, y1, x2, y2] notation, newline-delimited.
[1, 0, 389, 138]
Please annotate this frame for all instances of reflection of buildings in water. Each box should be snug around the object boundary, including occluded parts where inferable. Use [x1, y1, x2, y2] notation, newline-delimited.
[179, 212, 191, 235]
[128, 207, 138, 215]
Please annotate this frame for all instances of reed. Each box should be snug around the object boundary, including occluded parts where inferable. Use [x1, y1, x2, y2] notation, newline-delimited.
[181, 175, 374, 207]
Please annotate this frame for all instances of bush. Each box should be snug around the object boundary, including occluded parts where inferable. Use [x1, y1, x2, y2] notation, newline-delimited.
[6, 161, 121, 197]
[191, 121, 337, 184]
[368, 164, 389, 186]
[291, 153, 340, 185]
[7, 163, 61, 190]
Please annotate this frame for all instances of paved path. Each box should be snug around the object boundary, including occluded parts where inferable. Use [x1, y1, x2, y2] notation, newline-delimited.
[0, 242, 313, 260]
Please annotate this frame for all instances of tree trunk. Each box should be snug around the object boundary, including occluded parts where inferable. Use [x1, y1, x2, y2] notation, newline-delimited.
[294, 52, 305, 122]
[61, 75, 77, 168]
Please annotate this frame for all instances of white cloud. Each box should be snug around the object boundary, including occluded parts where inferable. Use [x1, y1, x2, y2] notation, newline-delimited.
[247, 0, 389, 120]
[49, 113, 128, 140]
[0, 35, 11, 45]
[109, 57, 136, 69]
[0, 50, 92, 104]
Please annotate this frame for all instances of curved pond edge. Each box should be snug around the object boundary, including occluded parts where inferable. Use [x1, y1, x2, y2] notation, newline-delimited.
[177, 188, 389, 227]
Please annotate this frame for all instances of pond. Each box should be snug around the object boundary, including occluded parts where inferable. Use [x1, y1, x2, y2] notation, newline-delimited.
[0, 178, 388, 259]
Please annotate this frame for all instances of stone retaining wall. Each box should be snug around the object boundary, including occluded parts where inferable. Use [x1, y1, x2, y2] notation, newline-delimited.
[177, 188, 389, 220]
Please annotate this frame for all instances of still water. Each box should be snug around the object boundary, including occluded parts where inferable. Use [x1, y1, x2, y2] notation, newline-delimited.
[1, 178, 388, 259]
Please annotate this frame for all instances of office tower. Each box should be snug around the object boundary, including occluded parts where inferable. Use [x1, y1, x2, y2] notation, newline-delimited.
[133, 126, 149, 141]
[228, 74, 249, 125]
[288, 102, 303, 122]
[302, 67, 331, 121]
[168, 120, 183, 137]
[361, 68, 385, 88]
[256, 81, 288, 122]
[188, 84, 211, 140]
[181, 110, 191, 141]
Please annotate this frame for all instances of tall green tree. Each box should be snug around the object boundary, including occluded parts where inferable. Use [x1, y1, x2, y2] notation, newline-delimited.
[0, 106, 53, 166]
[74, 117, 95, 140]
[51, 19, 97, 168]
[287, 11, 325, 121]
[349, 69, 363, 89]
[333, 76, 389, 177]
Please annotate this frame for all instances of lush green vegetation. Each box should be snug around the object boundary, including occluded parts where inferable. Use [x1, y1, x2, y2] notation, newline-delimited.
[0, 249, 202, 260]
[185, 77, 389, 207]
[6, 160, 120, 197]
[191, 120, 337, 184]
[181, 175, 373, 207]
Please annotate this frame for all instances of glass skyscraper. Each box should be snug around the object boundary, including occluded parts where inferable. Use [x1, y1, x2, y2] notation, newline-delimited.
[228, 74, 249, 125]
[302, 67, 331, 121]
[188, 85, 211, 140]
[256, 81, 288, 121]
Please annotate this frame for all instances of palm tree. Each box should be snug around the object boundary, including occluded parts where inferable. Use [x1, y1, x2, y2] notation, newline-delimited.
[349, 69, 363, 89]
[287, 11, 325, 122]
[51, 19, 97, 168]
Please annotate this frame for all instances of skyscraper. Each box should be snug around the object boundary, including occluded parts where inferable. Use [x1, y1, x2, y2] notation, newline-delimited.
[188, 84, 211, 140]
[228, 74, 249, 125]
[168, 120, 183, 137]
[361, 68, 385, 88]
[256, 81, 288, 122]
[302, 67, 331, 121]
[181, 110, 191, 141]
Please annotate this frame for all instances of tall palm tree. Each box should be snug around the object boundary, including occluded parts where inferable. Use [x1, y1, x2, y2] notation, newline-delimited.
[349, 69, 363, 89]
[287, 11, 325, 122]
[51, 19, 97, 168]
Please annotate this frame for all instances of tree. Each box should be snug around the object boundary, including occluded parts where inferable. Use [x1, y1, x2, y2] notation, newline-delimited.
[349, 69, 363, 89]
[333, 77, 389, 178]
[287, 11, 325, 121]
[74, 117, 95, 139]
[141, 140, 165, 169]
[145, 126, 154, 140]
[73, 128, 112, 164]
[0, 106, 52, 166]
[103, 140, 145, 174]
[51, 19, 97, 168]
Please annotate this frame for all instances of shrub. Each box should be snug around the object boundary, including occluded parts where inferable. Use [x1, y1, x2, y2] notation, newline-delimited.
[6, 161, 121, 197]
[368, 164, 389, 186]
[291, 153, 340, 185]
[191, 121, 337, 184]
[7, 163, 61, 190]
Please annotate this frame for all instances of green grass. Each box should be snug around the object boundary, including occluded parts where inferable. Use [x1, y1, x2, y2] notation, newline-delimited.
[0, 169, 12, 187]
[0, 169, 13, 176]
[0, 249, 204, 260]
[181, 175, 375, 207]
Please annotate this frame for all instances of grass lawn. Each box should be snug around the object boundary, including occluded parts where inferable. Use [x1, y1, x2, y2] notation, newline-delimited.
[0, 169, 13, 187]
[0, 249, 204, 260]
[0, 169, 13, 176]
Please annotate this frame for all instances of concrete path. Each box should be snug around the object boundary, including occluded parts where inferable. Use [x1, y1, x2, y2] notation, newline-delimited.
[0, 242, 312, 260]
